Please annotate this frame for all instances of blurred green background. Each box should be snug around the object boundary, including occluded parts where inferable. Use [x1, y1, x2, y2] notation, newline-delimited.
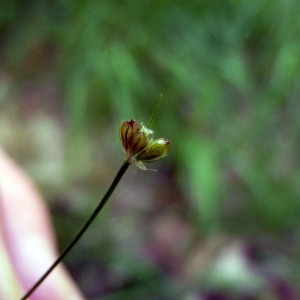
[1, 1, 300, 299]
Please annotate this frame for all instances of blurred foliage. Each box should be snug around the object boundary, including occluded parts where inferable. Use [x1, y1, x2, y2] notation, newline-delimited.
[1, 0, 300, 299]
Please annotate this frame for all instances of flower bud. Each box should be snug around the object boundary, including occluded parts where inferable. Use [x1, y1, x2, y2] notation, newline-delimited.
[120, 119, 152, 162]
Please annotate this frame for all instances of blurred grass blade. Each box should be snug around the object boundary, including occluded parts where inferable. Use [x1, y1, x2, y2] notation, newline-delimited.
[147, 94, 163, 128]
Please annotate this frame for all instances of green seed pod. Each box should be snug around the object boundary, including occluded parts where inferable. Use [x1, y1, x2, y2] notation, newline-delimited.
[136, 138, 170, 162]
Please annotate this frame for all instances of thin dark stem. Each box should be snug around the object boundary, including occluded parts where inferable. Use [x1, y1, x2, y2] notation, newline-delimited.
[20, 160, 131, 300]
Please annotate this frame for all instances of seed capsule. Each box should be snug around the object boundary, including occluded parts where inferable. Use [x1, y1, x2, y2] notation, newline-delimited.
[136, 138, 171, 162]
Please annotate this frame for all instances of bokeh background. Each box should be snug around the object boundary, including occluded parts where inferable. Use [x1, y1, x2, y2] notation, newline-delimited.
[1, 1, 300, 299]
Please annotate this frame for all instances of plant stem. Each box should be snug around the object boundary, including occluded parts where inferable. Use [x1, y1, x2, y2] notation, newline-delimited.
[20, 160, 131, 300]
